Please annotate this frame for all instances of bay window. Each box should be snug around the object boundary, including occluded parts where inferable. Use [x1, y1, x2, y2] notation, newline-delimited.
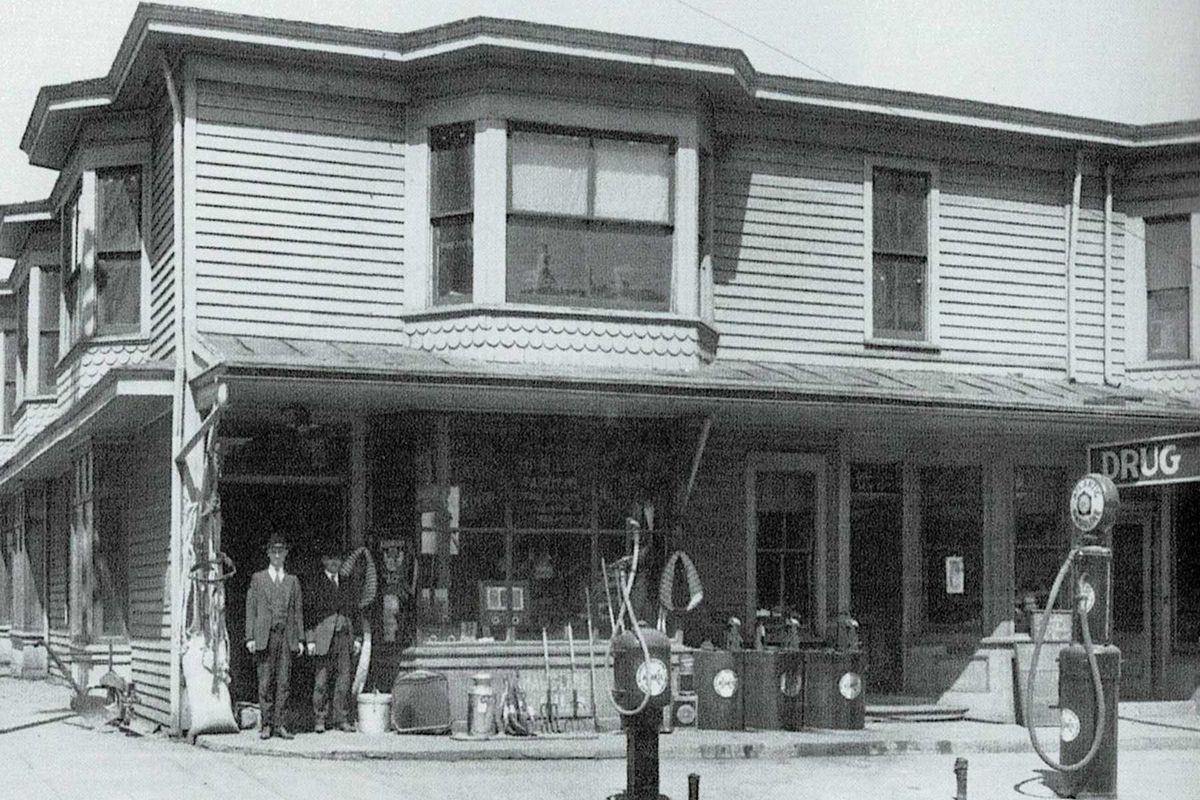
[506, 126, 673, 311]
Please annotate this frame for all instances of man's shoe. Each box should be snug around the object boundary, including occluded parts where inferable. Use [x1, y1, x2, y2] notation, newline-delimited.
[337, 722, 355, 733]
[314, 720, 326, 734]
[259, 726, 271, 740]
[275, 726, 295, 740]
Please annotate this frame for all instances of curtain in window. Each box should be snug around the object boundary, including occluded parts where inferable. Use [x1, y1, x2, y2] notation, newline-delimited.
[873, 169, 927, 255]
[96, 258, 141, 331]
[510, 132, 589, 216]
[594, 139, 671, 223]
[98, 172, 141, 253]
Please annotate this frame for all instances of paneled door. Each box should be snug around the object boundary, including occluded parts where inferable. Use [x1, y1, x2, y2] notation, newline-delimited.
[1111, 510, 1153, 699]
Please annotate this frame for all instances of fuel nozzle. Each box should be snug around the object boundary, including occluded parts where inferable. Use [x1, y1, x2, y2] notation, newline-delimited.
[724, 617, 743, 652]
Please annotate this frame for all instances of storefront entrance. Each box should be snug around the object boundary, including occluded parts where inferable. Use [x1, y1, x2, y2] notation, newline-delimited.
[1112, 506, 1154, 699]
[221, 482, 347, 717]
[849, 464, 904, 694]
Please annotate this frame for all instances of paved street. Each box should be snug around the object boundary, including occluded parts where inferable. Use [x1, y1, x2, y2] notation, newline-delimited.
[2, 679, 1198, 800]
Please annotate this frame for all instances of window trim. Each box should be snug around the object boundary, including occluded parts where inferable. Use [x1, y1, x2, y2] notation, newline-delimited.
[863, 156, 941, 347]
[1125, 212, 1200, 370]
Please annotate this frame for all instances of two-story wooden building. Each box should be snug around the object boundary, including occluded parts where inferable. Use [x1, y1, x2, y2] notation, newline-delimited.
[1, 4, 1198, 732]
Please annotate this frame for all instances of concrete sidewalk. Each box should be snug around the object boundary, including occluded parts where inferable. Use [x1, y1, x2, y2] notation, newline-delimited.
[193, 705, 1200, 762]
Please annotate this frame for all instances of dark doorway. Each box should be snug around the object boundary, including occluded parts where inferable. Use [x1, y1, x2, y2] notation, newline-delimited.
[221, 481, 347, 728]
[850, 463, 904, 695]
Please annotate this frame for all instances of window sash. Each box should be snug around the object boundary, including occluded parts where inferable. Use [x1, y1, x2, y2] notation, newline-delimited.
[1145, 216, 1192, 291]
[873, 168, 928, 257]
[873, 253, 926, 338]
[432, 218, 474, 303]
[509, 127, 673, 224]
[96, 168, 142, 256]
[505, 217, 671, 310]
[431, 124, 473, 218]
[1147, 286, 1191, 360]
[95, 256, 141, 335]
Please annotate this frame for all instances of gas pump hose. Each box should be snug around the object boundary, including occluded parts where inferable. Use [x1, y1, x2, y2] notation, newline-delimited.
[606, 531, 654, 718]
[1026, 547, 1108, 773]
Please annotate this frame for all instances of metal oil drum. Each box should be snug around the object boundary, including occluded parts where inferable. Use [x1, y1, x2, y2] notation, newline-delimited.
[776, 649, 805, 731]
[694, 649, 743, 730]
[803, 648, 865, 730]
[741, 650, 782, 730]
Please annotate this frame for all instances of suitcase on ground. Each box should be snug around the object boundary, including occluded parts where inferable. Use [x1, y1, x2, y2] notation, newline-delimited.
[391, 669, 451, 734]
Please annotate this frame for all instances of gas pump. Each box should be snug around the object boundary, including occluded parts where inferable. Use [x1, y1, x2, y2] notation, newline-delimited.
[607, 523, 673, 800]
[1027, 473, 1121, 798]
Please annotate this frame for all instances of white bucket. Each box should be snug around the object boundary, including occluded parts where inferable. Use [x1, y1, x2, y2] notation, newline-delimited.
[357, 692, 392, 734]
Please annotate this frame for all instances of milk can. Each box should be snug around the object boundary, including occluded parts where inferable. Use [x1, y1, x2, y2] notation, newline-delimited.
[467, 672, 496, 738]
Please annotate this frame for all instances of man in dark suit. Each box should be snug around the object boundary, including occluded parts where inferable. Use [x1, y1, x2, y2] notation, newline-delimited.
[245, 534, 304, 739]
[306, 546, 361, 732]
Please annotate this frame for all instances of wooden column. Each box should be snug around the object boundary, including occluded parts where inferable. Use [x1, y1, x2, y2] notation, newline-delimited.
[983, 456, 1015, 637]
[435, 415, 451, 595]
[69, 445, 94, 643]
[900, 459, 922, 689]
[349, 417, 368, 548]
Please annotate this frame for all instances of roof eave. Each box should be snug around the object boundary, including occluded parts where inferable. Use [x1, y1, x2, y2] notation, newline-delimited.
[19, 3, 1200, 169]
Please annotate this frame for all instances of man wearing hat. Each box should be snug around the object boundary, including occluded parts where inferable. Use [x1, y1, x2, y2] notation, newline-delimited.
[305, 545, 362, 732]
[245, 533, 305, 739]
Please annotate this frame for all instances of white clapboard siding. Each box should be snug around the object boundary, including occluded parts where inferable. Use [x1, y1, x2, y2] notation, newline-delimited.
[193, 80, 406, 344]
[124, 417, 172, 726]
[150, 101, 176, 361]
[713, 138, 1083, 372]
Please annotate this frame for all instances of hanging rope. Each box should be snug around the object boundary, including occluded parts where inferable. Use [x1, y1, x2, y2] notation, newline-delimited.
[338, 545, 378, 608]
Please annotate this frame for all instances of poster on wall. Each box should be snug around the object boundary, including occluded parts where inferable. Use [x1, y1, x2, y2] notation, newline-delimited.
[945, 555, 965, 595]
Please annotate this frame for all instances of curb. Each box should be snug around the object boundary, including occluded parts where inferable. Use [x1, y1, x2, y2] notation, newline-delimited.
[193, 731, 1200, 762]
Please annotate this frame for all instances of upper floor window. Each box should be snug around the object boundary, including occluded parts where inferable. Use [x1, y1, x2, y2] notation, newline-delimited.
[431, 123, 474, 304]
[95, 167, 142, 336]
[1145, 215, 1192, 361]
[61, 186, 83, 345]
[1, 328, 16, 435]
[506, 126, 673, 311]
[871, 167, 930, 341]
[37, 270, 60, 395]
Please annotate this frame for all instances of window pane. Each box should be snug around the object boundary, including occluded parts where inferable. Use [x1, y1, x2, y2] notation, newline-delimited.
[873, 168, 927, 255]
[61, 195, 80, 275]
[1145, 216, 1191, 290]
[510, 131, 589, 216]
[433, 219, 473, 303]
[3, 383, 14, 434]
[40, 270, 60, 330]
[921, 466, 983, 626]
[431, 124, 473, 217]
[506, 219, 670, 310]
[593, 139, 671, 223]
[1148, 287, 1190, 360]
[96, 256, 141, 333]
[97, 169, 142, 254]
[873, 253, 925, 338]
[38, 332, 58, 395]
[3, 330, 17, 375]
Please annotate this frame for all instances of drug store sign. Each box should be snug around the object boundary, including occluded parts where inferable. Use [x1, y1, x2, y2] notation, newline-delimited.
[1088, 432, 1200, 488]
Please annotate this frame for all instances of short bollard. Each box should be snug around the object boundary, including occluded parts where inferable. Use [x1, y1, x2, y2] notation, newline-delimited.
[687, 773, 699, 800]
[954, 757, 968, 800]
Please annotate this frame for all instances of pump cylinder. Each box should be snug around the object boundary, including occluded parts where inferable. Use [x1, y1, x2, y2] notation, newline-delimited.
[1070, 546, 1113, 646]
[1057, 644, 1120, 798]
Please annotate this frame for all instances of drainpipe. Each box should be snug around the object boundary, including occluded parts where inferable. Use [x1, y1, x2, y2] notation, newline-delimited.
[160, 51, 187, 736]
[1103, 164, 1116, 387]
[1065, 151, 1083, 382]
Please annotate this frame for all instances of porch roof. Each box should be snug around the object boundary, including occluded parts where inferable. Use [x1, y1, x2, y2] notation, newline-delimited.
[199, 333, 1200, 424]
